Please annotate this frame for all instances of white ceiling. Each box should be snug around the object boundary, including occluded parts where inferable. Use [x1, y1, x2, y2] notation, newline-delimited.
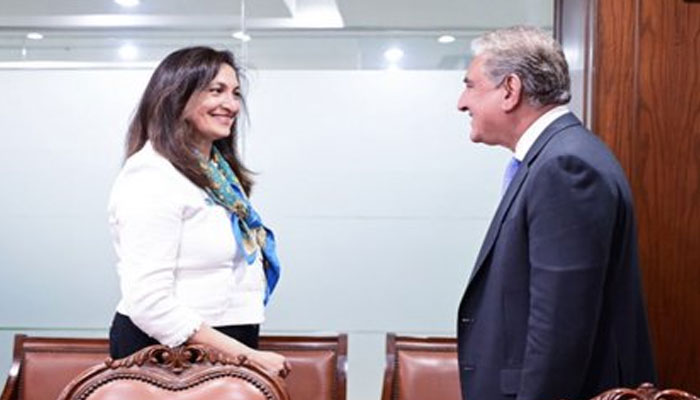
[0, 0, 553, 68]
[0, 0, 552, 30]
[337, 0, 551, 29]
[0, 0, 290, 18]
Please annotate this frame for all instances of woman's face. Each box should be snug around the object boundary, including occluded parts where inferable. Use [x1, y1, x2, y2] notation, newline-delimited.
[183, 63, 241, 154]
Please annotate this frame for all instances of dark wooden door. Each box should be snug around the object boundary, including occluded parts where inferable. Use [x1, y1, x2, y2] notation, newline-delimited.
[556, 0, 700, 393]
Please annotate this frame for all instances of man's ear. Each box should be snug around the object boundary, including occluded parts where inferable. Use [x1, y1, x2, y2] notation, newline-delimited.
[501, 74, 523, 112]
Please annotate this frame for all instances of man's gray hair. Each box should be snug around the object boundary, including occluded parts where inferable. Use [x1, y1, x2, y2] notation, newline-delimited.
[471, 26, 571, 107]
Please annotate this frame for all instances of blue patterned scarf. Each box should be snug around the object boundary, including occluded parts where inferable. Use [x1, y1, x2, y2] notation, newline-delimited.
[199, 147, 280, 305]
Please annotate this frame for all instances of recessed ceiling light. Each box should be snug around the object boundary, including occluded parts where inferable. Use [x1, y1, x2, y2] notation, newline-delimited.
[115, 0, 140, 7]
[384, 47, 404, 63]
[438, 35, 456, 44]
[232, 31, 251, 42]
[26, 32, 44, 40]
[118, 43, 138, 60]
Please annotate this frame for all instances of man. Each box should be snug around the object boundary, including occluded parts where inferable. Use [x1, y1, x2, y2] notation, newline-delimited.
[456, 26, 656, 400]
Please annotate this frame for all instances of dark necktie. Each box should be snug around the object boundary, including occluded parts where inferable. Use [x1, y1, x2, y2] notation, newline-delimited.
[502, 157, 522, 195]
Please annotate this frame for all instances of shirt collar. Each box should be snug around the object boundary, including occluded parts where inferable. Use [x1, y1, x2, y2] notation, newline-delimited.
[513, 105, 570, 161]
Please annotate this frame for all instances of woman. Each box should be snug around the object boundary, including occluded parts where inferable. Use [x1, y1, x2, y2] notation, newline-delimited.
[107, 46, 287, 377]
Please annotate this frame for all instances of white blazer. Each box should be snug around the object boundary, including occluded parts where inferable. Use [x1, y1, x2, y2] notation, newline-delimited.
[108, 142, 265, 347]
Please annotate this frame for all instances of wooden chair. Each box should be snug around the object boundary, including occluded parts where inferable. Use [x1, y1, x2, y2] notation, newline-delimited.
[379, 334, 700, 400]
[1, 336, 109, 400]
[2, 333, 347, 400]
[55, 343, 288, 400]
[586, 383, 700, 400]
[380, 333, 460, 400]
[260, 335, 347, 400]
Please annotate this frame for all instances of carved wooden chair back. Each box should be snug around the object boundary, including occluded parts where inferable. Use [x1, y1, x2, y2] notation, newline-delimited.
[55, 344, 290, 400]
[587, 383, 700, 400]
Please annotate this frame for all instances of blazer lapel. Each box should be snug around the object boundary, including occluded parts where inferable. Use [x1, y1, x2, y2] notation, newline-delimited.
[466, 113, 582, 285]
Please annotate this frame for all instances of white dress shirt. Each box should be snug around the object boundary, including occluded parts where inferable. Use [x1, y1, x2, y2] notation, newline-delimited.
[108, 142, 265, 347]
[514, 105, 571, 161]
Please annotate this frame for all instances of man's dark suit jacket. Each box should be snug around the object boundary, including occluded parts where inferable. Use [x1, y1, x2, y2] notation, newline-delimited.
[457, 113, 656, 400]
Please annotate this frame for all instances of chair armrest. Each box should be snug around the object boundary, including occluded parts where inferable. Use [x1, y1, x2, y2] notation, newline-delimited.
[0, 354, 21, 400]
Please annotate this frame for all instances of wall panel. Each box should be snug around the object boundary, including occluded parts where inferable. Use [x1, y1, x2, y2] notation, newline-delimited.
[592, 0, 700, 391]
[0, 68, 510, 400]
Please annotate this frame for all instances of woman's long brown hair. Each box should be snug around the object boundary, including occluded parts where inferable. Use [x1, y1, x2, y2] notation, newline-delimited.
[125, 46, 253, 194]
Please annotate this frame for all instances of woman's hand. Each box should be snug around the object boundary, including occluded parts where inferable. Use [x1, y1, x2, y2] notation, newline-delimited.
[187, 324, 291, 378]
[247, 350, 291, 378]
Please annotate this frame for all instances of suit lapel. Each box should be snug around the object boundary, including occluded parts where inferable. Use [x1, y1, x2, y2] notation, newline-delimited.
[467, 161, 528, 283]
[466, 113, 582, 285]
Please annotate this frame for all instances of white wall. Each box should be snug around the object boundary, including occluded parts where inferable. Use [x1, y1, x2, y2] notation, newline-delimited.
[0, 68, 509, 400]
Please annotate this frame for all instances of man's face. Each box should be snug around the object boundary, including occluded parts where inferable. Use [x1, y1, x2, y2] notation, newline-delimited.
[457, 55, 508, 146]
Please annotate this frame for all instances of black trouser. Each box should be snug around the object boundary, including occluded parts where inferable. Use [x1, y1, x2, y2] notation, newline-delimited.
[109, 312, 259, 359]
